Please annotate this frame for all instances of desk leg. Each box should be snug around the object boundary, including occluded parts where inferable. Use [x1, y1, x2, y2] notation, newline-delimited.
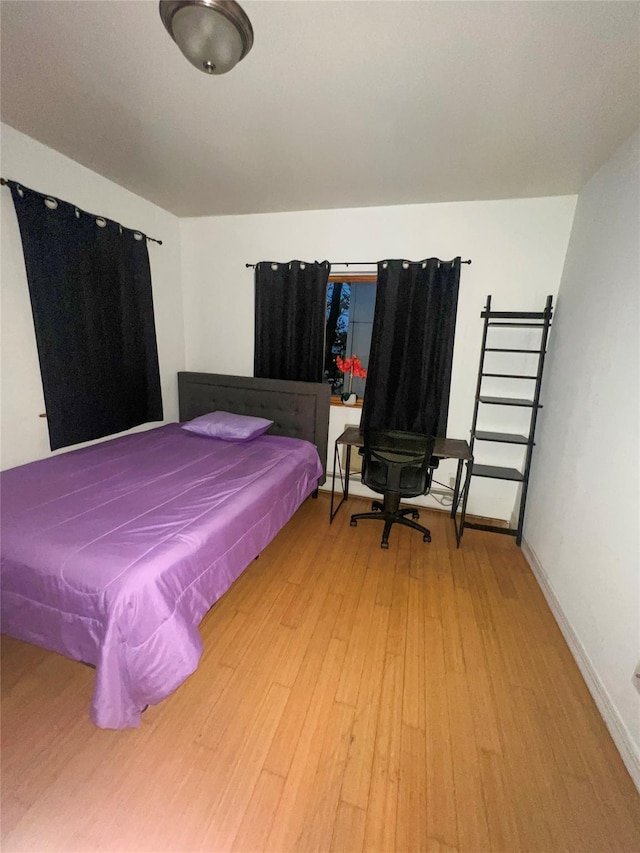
[450, 458, 463, 519]
[330, 443, 339, 522]
[454, 459, 473, 547]
[344, 446, 351, 500]
[329, 442, 353, 523]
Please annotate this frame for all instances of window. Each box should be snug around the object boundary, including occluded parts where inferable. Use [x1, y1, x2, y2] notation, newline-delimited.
[324, 274, 376, 398]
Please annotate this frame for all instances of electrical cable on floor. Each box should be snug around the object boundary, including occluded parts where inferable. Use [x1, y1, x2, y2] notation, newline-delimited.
[430, 478, 455, 508]
[429, 491, 454, 509]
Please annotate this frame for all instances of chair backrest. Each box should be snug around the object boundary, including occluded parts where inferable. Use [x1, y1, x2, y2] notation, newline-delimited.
[361, 430, 436, 498]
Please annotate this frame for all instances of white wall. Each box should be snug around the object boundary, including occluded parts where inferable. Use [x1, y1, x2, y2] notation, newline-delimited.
[180, 195, 576, 518]
[524, 131, 640, 785]
[0, 123, 185, 469]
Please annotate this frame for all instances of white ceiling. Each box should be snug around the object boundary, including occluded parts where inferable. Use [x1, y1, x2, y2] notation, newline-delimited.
[1, 1, 639, 217]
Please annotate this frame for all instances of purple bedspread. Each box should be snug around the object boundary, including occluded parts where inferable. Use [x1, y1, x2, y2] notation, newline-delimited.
[0, 424, 322, 728]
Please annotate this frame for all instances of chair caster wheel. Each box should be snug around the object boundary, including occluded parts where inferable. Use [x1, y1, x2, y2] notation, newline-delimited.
[412, 510, 420, 520]
[423, 534, 431, 542]
[350, 519, 357, 527]
[381, 541, 389, 549]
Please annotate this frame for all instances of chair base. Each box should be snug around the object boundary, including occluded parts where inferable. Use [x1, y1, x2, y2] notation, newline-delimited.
[350, 492, 431, 549]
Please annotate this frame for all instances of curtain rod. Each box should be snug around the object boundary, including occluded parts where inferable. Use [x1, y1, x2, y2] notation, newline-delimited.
[245, 259, 471, 269]
[0, 177, 163, 245]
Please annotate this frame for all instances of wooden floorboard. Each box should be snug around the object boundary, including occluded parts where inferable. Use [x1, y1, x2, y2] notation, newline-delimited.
[2, 493, 639, 852]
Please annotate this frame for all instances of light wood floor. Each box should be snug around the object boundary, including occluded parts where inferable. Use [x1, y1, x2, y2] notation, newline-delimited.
[2, 494, 639, 853]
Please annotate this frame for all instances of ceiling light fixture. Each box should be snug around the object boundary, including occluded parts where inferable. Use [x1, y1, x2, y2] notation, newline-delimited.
[159, 0, 254, 76]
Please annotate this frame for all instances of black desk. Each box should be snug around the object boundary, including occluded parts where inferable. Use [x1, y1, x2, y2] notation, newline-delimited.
[329, 427, 472, 546]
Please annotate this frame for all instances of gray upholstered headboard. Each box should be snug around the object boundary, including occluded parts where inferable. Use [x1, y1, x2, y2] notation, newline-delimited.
[178, 372, 331, 485]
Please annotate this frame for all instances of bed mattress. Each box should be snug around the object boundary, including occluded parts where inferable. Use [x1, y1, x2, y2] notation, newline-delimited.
[0, 424, 322, 728]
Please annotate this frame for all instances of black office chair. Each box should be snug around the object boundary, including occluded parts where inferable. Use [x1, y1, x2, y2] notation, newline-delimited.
[350, 429, 437, 549]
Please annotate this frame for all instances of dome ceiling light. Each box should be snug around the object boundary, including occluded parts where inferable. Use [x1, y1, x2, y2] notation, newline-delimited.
[159, 0, 254, 75]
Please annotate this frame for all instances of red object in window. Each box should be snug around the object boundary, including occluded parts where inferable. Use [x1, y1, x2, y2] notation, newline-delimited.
[336, 354, 367, 394]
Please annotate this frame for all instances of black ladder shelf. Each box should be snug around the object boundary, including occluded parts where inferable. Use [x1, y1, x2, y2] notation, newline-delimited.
[459, 294, 553, 545]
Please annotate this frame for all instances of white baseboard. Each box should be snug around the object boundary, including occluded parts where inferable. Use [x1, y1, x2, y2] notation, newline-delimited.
[521, 537, 640, 793]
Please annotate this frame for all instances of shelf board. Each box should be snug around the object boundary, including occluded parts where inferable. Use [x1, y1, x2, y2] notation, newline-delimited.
[481, 310, 550, 320]
[463, 521, 518, 536]
[488, 322, 547, 328]
[474, 431, 530, 445]
[484, 348, 542, 353]
[478, 395, 539, 407]
[472, 464, 524, 482]
[481, 373, 537, 380]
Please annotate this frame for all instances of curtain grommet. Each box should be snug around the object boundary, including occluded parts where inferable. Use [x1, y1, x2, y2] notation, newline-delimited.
[44, 197, 58, 210]
[96, 217, 107, 228]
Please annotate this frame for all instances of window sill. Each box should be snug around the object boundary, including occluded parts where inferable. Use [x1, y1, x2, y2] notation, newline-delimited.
[330, 396, 364, 409]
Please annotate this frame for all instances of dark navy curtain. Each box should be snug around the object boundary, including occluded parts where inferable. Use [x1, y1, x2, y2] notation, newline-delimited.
[361, 257, 461, 437]
[8, 182, 163, 451]
[254, 260, 330, 382]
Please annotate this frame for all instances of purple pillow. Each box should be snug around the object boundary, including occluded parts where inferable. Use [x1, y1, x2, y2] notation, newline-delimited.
[181, 411, 273, 441]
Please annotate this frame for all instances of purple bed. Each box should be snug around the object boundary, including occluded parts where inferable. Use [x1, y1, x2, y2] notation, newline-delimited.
[1, 373, 330, 728]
